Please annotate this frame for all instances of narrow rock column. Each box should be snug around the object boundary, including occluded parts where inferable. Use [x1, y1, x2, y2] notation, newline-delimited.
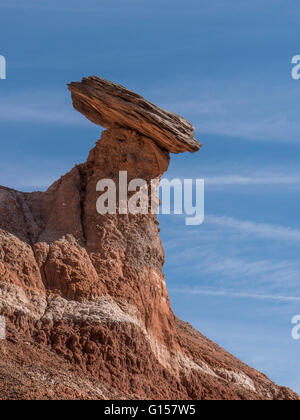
[79, 127, 173, 342]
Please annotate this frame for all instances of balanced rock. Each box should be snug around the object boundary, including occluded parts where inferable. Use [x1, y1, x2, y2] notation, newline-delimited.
[0, 77, 298, 400]
[68, 76, 201, 153]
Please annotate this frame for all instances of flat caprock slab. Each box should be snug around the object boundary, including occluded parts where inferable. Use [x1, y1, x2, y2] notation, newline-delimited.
[68, 76, 201, 153]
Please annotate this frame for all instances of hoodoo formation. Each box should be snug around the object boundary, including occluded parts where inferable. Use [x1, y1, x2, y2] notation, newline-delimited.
[68, 77, 201, 153]
[0, 77, 298, 400]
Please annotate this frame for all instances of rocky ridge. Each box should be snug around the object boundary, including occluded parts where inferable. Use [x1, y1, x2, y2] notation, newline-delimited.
[0, 77, 298, 400]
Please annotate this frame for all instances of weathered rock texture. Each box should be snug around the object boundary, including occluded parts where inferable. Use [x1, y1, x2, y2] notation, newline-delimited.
[68, 77, 201, 153]
[0, 77, 298, 400]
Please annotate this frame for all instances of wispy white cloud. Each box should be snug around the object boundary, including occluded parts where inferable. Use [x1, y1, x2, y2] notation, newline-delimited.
[157, 80, 300, 143]
[169, 287, 300, 302]
[205, 174, 300, 186]
[165, 237, 300, 294]
[164, 214, 300, 244]
[0, 91, 89, 125]
[206, 215, 300, 242]
[163, 214, 300, 296]
[195, 117, 300, 143]
[163, 172, 300, 190]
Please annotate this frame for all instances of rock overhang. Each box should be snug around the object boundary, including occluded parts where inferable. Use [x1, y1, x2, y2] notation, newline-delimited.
[68, 76, 202, 154]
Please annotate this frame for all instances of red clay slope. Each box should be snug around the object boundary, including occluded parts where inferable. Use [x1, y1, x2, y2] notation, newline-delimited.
[0, 77, 298, 400]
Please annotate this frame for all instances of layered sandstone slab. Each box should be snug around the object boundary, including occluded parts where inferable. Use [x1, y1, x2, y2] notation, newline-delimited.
[68, 76, 201, 153]
[0, 77, 298, 400]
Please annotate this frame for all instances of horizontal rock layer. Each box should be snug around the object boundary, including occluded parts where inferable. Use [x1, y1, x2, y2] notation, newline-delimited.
[68, 77, 201, 153]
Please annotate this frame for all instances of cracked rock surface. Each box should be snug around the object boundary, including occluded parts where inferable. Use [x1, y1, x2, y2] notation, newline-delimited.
[0, 77, 298, 400]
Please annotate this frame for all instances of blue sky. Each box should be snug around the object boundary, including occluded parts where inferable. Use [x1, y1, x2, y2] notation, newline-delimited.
[1, 0, 300, 392]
